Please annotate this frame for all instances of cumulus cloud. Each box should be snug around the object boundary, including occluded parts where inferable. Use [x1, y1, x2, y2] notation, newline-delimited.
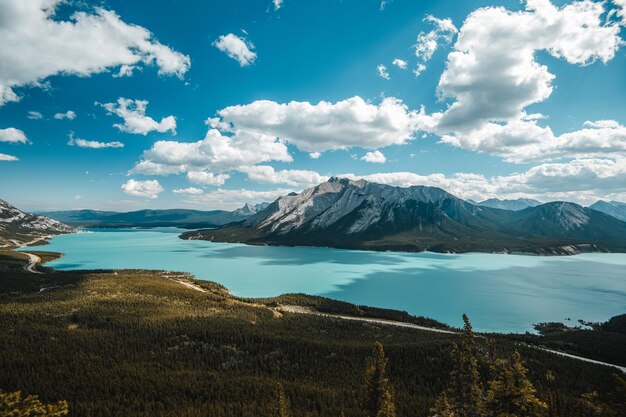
[172, 187, 203, 195]
[54, 110, 76, 120]
[361, 150, 387, 163]
[186, 171, 230, 186]
[440, 119, 626, 163]
[0, 153, 18, 161]
[432, 0, 622, 133]
[132, 128, 291, 177]
[176, 188, 295, 210]
[215, 96, 423, 153]
[0, 127, 27, 143]
[0, 0, 190, 107]
[377, 64, 390, 80]
[309, 152, 321, 159]
[100, 98, 176, 135]
[121, 179, 163, 198]
[240, 165, 329, 187]
[392, 59, 408, 69]
[27, 111, 43, 120]
[273, 0, 283, 11]
[213, 33, 257, 66]
[413, 15, 457, 73]
[67, 133, 124, 149]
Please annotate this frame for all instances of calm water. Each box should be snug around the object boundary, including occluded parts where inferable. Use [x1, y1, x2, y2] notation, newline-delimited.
[24, 228, 626, 333]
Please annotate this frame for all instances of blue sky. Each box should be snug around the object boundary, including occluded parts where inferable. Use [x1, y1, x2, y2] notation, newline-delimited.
[0, 0, 625, 211]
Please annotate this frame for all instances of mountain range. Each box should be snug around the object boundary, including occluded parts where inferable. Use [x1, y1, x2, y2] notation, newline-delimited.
[472, 198, 542, 211]
[0, 199, 75, 247]
[181, 177, 626, 255]
[588, 200, 626, 222]
[41, 203, 269, 229]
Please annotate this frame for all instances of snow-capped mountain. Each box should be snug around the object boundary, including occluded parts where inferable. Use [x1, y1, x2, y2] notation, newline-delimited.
[474, 198, 542, 211]
[181, 178, 626, 255]
[0, 199, 76, 247]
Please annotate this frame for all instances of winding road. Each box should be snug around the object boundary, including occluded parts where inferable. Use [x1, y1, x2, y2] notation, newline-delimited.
[22, 252, 42, 274]
[279, 305, 626, 374]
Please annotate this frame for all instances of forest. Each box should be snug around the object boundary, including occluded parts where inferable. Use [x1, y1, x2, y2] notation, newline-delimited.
[0, 259, 624, 416]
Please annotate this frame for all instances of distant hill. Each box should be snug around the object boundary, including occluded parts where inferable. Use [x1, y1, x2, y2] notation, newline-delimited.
[182, 178, 626, 255]
[589, 200, 626, 222]
[474, 198, 542, 211]
[0, 199, 76, 247]
[42, 203, 270, 229]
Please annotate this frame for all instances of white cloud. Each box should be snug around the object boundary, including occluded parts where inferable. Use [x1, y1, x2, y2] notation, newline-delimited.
[0, 153, 18, 161]
[240, 165, 329, 187]
[100, 98, 176, 135]
[121, 179, 163, 198]
[215, 96, 422, 153]
[432, 0, 622, 133]
[412, 64, 427, 78]
[130, 160, 186, 175]
[614, 0, 626, 24]
[113, 64, 137, 78]
[176, 188, 294, 210]
[134, 128, 291, 176]
[342, 157, 626, 205]
[414, 15, 457, 64]
[273, 0, 283, 11]
[0, 0, 190, 107]
[0, 127, 27, 143]
[213, 33, 257, 67]
[361, 150, 387, 163]
[27, 111, 43, 120]
[54, 110, 77, 120]
[391, 59, 408, 69]
[186, 171, 230, 186]
[377, 64, 390, 80]
[440, 118, 626, 163]
[173, 187, 203, 195]
[67, 134, 124, 149]
[309, 152, 321, 159]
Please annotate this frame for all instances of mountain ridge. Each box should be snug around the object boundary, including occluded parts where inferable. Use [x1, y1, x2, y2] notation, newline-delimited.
[181, 178, 626, 255]
[41, 203, 270, 228]
[0, 199, 76, 247]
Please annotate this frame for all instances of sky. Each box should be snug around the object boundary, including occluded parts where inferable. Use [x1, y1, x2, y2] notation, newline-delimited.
[0, 0, 625, 211]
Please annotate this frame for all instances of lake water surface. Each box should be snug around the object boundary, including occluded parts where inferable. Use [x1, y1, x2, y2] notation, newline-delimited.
[25, 228, 626, 333]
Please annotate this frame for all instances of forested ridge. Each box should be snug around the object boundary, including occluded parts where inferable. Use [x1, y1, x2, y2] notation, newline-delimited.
[0, 265, 624, 416]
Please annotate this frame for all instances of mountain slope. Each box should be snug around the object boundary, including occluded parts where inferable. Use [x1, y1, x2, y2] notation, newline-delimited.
[474, 198, 542, 211]
[589, 200, 626, 222]
[181, 178, 626, 255]
[0, 199, 76, 247]
[42, 203, 270, 228]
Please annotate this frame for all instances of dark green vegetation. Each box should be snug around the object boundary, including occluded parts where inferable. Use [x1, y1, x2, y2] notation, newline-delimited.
[509, 315, 626, 368]
[182, 178, 626, 255]
[40, 204, 268, 229]
[1, 260, 624, 416]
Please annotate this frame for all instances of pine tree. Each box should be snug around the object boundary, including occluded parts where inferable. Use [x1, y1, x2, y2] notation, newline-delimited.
[447, 314, 485, 417]
[485, 351, 548, 417]
[269, 383, 291, 417]
[0, 389, 69, 416]
[363, 342, 397, 417]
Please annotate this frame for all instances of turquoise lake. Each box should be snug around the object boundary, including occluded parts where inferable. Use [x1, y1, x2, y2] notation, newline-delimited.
[25, 227, 626, 333]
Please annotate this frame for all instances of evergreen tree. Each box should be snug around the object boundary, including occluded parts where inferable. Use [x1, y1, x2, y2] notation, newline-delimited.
[0, 389, 69, 416]
[269, 383, 291, 417]
[363, 342, 397, 417]
[485, 351, 548, 417]
[447, 314, 485, 417]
